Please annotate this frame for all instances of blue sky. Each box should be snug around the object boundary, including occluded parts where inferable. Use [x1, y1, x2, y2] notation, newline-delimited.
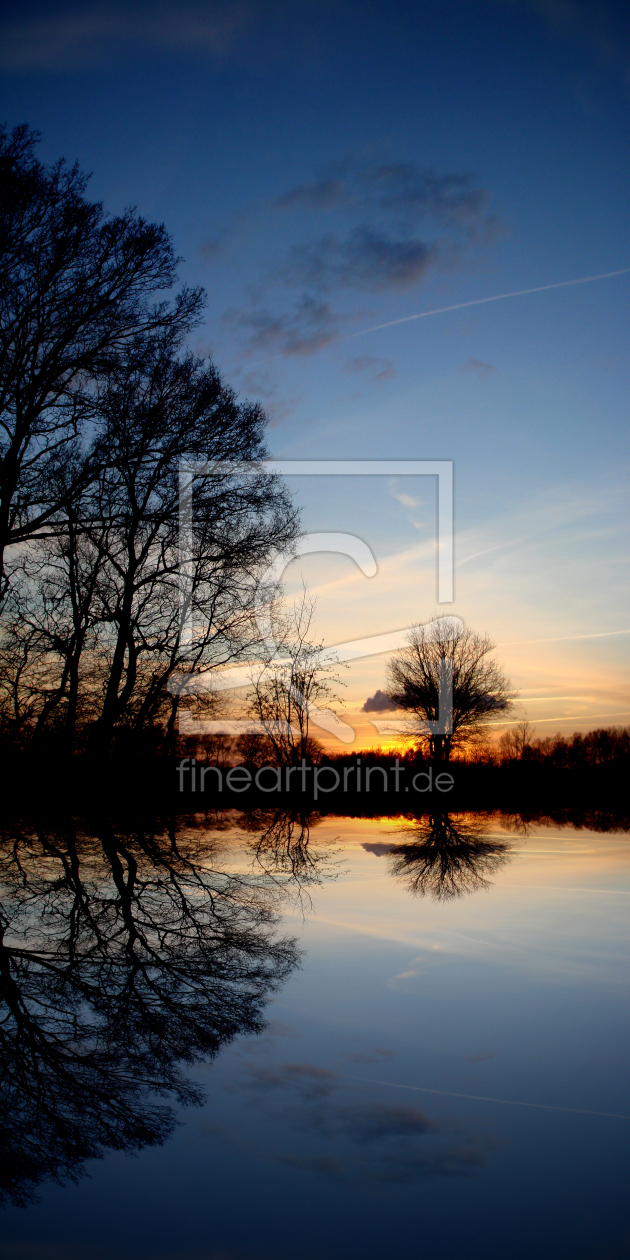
[2, 0, 629, 742]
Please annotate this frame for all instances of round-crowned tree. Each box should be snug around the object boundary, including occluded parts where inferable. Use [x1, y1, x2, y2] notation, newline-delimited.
[386, 616, 515, 762]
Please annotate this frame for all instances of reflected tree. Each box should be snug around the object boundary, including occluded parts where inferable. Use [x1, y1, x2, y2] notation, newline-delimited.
[387, 813, 512, 900]
[240, 809, 336, 909]
[0, 817, 300, 1206]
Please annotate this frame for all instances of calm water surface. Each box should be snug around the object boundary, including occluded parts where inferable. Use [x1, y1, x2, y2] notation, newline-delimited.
[1, 811, 629, 1260]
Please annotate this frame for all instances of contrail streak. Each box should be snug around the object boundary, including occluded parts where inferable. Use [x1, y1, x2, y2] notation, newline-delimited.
[350, 1075, 630, 1120]
[492, 709, 630, 726]
[342, 266, 630, 343]
[496, 629, 630, 646]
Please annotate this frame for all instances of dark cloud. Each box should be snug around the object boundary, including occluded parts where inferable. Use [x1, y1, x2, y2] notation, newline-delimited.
[277, 1152, 345, 1176]
[238, 162, 495, 306]
[461, 356, 496, 376]
[221, 1056, 498, 1184]
[276, 160, 492, 232]
[463, 1051, 496, 1064]
[361, 842, 398, 857]
[226, 295, 341, 357]
[362, 689, 398, 712]
[244, 1061, 340, 1099]
[374, 1140, 495, 1182]
[198, 236, 225, 261]
[278, 1139, 492, 1183]
[205, 151, 503, 360]
[225, 156, 500, 357]
[375, 165, 490, 226]
[234, 369, 302, 425]
[238, 1019, 301, 1051]
[281, 227, 436, 293]
[276, 177, 346, 211]
[343, 355, 395, 380]
[335, 1102, 437, 1143]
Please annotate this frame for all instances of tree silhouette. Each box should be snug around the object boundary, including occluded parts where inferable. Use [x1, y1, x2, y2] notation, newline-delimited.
[247, 595, 340, 765]
[0, 128, 299, 749]
[387, 812, 512, 900]
[0, 124, 202, 595]
[0, 816, 300, 1206]
[387, 616, 514, 761]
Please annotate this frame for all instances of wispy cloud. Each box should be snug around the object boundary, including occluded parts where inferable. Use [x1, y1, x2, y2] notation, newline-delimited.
[0, 2, 249, 71]
[290, 471, 629, 733]
[343, 355, 395, 381]
[390, 488, 420, 508]
[461, 356, 495, 376]
[279, 228, 437, 293]
[275, 160, 495, 234]
[343, 1048, 396, 1065]
[225, 295, 342, 357]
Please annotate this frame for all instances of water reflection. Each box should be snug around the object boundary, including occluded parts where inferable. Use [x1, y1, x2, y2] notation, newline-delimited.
[2, 807, 627, 1210]
[364, 808, 629, 901]
[0, 816, 301, 1206]
[241, 808, 330, 886]
[382, 813, 513, 901]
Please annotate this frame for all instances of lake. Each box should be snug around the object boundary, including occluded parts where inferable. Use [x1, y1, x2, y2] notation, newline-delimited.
[1, 809, 629, 1260]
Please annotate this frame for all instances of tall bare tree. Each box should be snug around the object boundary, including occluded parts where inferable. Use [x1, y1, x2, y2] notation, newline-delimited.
[90, 334, 297, 746]
[247, 597, 342, 764]
[0, 123, 202, 595]
[0, 331, 299, 749]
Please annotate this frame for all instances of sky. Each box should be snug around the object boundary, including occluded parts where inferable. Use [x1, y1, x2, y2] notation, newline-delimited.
[2, 0, 629, 746]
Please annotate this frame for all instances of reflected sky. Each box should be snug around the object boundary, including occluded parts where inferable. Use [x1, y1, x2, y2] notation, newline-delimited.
[1, 811, 629, 1260]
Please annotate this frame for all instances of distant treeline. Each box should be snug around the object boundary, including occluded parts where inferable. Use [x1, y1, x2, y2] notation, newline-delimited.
[3, 725, 626, 813]
[493, 723, 630, 769]
[162, 724, 630, 811]
[173, 723, 630, 773]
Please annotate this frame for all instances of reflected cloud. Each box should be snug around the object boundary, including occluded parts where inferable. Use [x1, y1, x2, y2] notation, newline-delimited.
[227, 1056, 497, 1182]
[343, 1048, 395, 1065]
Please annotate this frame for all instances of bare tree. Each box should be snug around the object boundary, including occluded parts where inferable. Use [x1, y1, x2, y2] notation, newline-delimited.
[0, 331, 299, 750]
[86, 333, 298, 747]
[0, 126, 302, 751]
[247, 596, 343, 765]
[0, 123, 203, 595]
[499, 720, 535, 761]
[241, 808, 335, 911]
[387, 616, 515, 761]
[1, 465, 112, 745]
